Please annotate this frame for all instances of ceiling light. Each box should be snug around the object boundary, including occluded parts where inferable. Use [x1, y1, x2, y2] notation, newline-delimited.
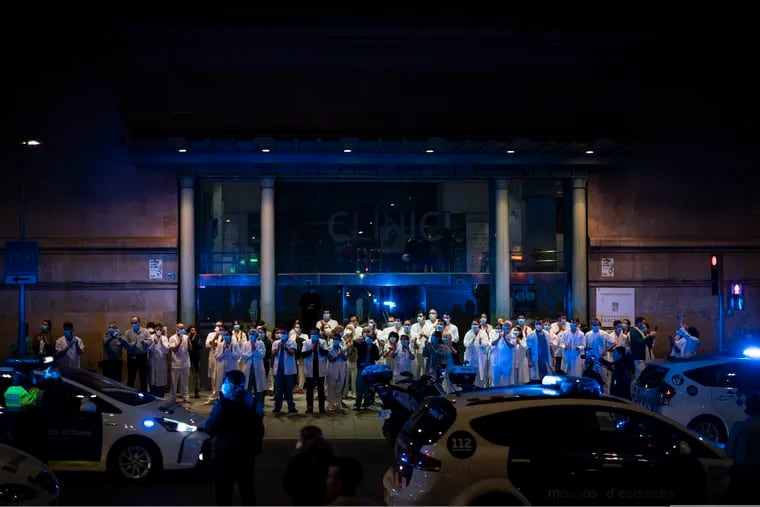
[585, 150, 594, 155]
[425, 149, 434, 153]
[225, 219, 231, 223]
[261, 148, 270, 153]
[343, 148, 352, 153]
[22, 139, 41, 146]
[178, 148, 187, 153]
[506, 150, 516, 154]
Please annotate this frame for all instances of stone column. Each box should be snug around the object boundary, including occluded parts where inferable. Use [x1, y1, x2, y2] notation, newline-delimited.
[179, 176, 196, 325]
[495, 179, 511, 319]
[571, 177, 589, 321]
[260, 177, 275, 327]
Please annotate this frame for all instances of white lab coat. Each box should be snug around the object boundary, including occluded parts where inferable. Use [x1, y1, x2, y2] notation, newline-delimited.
[302, 338, 329, 378]
[490, 331, 515, 387]
[240, 338, 267, 393]
[585, 330, 615, 361]
[562, 329, 586, 376]
[316, 318, 339, 336]
[205, 330, 223, 378]
[272, 338, 298, 376]
[464, 328, 491, 387]
[169, 334, 191, 369]
[443, 323, 460, 343]
[55, 336, 84, 369]
[215, 340, 241, 377]
[231, 330, 247, 347]
[148, 334, 170, 386]
[550, 321, 568, 359]
[512, 338, 530, 385]
[526, 330, 554, 381]
[392, 345, 416, 380]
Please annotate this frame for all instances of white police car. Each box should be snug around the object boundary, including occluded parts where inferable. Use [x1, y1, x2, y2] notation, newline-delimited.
[632, 353, 760, 444]
[0, 442, 60, 505]
[1, 362, 207, 482]
[383, 377, 731, 505]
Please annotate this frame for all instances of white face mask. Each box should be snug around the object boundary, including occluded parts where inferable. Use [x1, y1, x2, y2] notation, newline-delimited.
[429, 313, 437, 320]
[323, 313, 331, 320]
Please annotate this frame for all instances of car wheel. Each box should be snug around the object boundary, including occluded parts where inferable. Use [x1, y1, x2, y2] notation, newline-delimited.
[108, 438, 162, 482]
[688, 415, 728, 444]
[470, 493, 522, 506]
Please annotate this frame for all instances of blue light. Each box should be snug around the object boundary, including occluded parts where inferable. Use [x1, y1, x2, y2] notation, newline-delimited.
[743, 346, 760, 359]
[142, 419, 156, 429]
[383, 301, 397, 309]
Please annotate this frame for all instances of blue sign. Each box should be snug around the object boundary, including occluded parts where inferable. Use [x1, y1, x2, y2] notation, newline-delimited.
[3, 241, 39, 284]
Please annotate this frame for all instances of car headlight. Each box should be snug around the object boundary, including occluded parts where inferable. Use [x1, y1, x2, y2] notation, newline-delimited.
[155, 417, 197, 433]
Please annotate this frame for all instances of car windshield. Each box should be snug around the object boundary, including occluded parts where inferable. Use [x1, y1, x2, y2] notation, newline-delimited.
[59, 367, 157, 406]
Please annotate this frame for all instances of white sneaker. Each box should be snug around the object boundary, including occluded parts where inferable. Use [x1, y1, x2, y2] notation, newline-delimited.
[203, 399, 216, 405]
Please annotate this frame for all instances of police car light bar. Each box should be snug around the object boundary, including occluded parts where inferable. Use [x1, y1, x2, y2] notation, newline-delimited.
[541, 375, 564, 386]
[743, 346, 760, 359]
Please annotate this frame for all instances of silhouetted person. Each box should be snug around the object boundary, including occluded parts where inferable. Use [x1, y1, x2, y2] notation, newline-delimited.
[599, 347, 635, 400]
[300, 286, 322, 331]
[283, 425, 334, 505]
[326, 455, 381, 506]
[725, 393, 760, 504]
[204, 369, 265, 506]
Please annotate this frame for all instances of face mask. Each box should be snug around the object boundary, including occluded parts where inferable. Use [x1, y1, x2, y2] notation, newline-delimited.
[442, 338, 449, 344]
[417, 317, 424, 324]
[108, 328, 117, 336]
[41, 326, 49, 332]
[214, 326, 221, 333]
[535, 324, 543, 331]
[323, 313, 330, 320]
[64, 330, 73, 338]
[333, 339, 341, 346]
[366, 337, 373, 344]
[480, 318, 487, 324]
[390, 337, 397, 344]
[511, 330, 519, 338]
[429, 313, 437, 320]
[639, 323, 646, 331]
[404, 325, 411, 333]
[394, 322, 401, 328]
[132, 323, 140, 331]
[233, 325, 241, 331]
[570, 324, 577, 332]
[294, 327, 301, 333]
[560, 318, 567, 324]
[615, 327, 623, 334]
[401, 340, 409, 347]
[436, 325, 443, 332]
[517, 319, 525, 325]
[178, 329, 185, 335]
[249, 333, 256, 340]
[369, 323, 375, 329]
[622, 323, 629, 330]
[471, 325, 478, 332]
[281, 334, 288, 341]
[258, 333, 265, 340]
[443, 317, 450, 323]
[592, 325, 600, 332]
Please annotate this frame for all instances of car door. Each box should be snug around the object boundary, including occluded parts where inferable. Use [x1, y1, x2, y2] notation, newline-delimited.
[44, 381, 104, 466]
[503, 405, 600, 506]
[589, 407, 705, 505]
[710, 361, 749, 431]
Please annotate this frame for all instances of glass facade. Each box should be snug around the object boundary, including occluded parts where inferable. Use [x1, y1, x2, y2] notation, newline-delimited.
[196, 178, 570, 327]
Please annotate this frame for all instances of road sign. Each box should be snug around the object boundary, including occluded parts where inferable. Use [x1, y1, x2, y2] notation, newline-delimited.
[3, 241, 39, 284]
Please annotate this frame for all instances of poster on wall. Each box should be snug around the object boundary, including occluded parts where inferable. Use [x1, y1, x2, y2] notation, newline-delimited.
[595, 287, 635, 327]
[149, 259, 163, 280]
[601, 257, 614, 277]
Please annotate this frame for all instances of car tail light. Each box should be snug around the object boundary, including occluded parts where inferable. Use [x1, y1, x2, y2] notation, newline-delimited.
[657, 383, 677, 405]
[399, 445, 442, 472]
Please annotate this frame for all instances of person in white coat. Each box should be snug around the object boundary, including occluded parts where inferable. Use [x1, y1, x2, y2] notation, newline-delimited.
[585, 319, 614, 392]
[204, 321, 224, 405]
[562, 319, 586, 376]
[550, 313, 569, 373]
[392, 335, 416, 381]
[464, 319, 491, 388]
[441, 312, 460, 343]
[271, 327, 298, 414]
[326, 331, 348, 412]
[240, 327, 267, 415]
[301, 328, 329, 413]
[490, 321, 515, 387]
[169, 323, 192, 403]
[512, 328, 530, 385]
[148, 323, 170, 398]
[411, 312, 428, 378]
[316, 309, 339, 338]
[215, 331, 241, 399]
[55, 322, 85, 369]
[526, 320, 554, 382]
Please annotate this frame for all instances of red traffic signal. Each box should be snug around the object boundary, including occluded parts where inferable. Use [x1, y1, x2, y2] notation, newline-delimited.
[710, 254, 722, 296]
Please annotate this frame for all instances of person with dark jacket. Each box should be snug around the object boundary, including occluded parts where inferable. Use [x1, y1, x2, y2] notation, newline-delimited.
[598, 346, 636, 400]
[627, 317, 653, 376]
[283, 425, 334, 505]
[352, 331, 380, 411]
[204, 369, 265, 506]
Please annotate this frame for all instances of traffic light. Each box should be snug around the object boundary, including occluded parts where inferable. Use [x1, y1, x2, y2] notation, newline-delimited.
[728, 281, 745, 311]
[710, 254, 722, 296]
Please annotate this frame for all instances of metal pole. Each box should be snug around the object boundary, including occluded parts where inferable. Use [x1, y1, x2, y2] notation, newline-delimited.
[18, 182, 26, 356]
[718, 283, 725, 354]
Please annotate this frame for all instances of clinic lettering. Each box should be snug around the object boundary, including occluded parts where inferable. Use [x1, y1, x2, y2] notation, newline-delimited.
[48, 428, 93, 437]
[546, 488, 675, 500]
[328, 210, 444, 245]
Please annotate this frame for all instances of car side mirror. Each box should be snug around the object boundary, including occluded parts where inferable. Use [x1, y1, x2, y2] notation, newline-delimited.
[679, 440, 692, 456]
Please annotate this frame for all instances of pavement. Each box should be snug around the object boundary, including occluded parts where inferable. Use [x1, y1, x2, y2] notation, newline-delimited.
[182, 388, 386, 440]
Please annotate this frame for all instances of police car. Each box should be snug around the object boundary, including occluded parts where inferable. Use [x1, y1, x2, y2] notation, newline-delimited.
[0, 443, 60, 505]
[632, 353, 760, 444]
[0, 358, 207, 482]
[383, 376, 731, 506]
